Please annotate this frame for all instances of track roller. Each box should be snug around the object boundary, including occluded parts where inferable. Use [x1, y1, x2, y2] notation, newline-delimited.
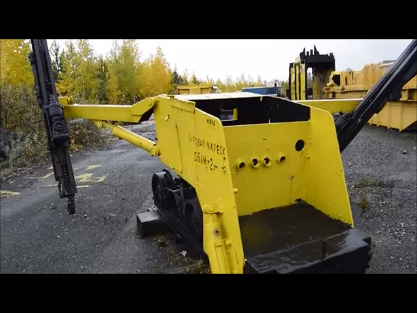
[150, 169, 206, 258]
[183, 198, 203, 242]
[151, 170, 176, 215]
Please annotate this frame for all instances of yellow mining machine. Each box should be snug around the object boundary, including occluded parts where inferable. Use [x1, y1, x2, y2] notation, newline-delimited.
[286, 44, 417, 131]
[28, 39, 417, 274]
[177, 85, 222, 95]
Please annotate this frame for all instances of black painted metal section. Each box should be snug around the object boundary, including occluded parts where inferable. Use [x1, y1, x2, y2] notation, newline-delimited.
[195, 96, 310, 126]
[239, 203, 372, 274]
[28, 39, 77, 214]
[244, 228, 371, 274]
[149, 204, 208, 261]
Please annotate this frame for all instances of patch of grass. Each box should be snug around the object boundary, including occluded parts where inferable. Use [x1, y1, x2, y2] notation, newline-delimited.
[0, 131, 49, 178]
[0, 122, 111, 179]
[0, 85, 111, 179]
[69, 120, 111, 151]
[153, 234, 211, 274]
[183, 260, 210, 274]
[354, 179, 383, 188]
[359, 193, 370, 210]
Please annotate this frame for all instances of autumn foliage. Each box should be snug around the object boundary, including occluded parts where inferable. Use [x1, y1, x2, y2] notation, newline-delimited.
[46, 39, 267, 104]
[0, 39, 269, 172]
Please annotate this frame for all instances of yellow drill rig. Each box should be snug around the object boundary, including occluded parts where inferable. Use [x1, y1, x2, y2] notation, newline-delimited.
[28, 39, 417, 274]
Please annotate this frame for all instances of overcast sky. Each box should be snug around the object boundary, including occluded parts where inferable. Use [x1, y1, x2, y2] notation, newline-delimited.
[51, 39, 412, 82]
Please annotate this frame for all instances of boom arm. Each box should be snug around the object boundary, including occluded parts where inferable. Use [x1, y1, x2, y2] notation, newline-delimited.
[334, 39, 417, 153]
[29, 39, 77, 214]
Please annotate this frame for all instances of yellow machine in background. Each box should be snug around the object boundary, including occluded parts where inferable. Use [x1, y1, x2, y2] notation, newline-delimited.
[286, 46, 417, 132]
[177, 85, 221, 95]
[287, 46, 336, 101]
[323, 62, 417, 131]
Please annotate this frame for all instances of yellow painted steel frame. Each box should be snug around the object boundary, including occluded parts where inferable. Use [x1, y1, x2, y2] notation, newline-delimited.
[323, 65, 417, 132]
[294, 98, 416, 132]
[58, 96, 356, 274]
[294, 98, 362, 114]
[290, 60, 307, 100]
[178, 85, 213, 95]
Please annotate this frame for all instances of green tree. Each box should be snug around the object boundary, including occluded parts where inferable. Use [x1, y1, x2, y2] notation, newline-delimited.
[96, 56, 109, 103]
[138, 47, 172, 98]
[75, 39, 98, 102]
[57, 40, 77, 96]
[108, 39, 141, 104]
[190, 72, 200, 85]
[107, 67, 119, 104]
[170, 66, 188, 94]
[56, 40, 99, 102]
[0, 39, 33, 86]
[50, 40, 61, 82]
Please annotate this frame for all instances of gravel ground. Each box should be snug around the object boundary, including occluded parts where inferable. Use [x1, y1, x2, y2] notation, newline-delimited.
[342, 125, 416, 274]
